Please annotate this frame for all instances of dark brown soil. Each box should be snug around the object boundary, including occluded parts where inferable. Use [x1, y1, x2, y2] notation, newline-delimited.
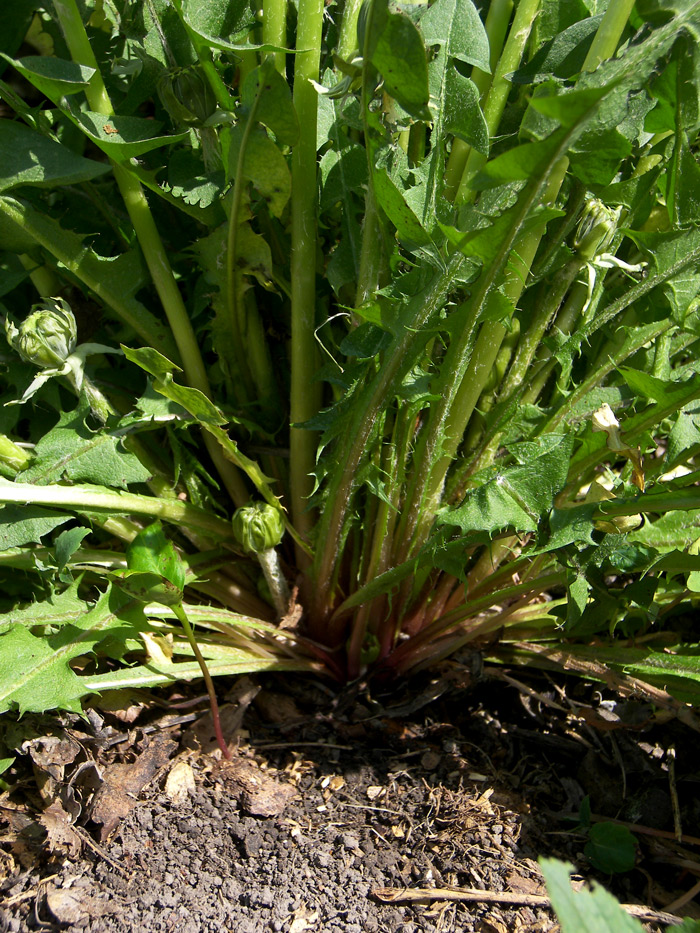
[2, 664, 700, 932]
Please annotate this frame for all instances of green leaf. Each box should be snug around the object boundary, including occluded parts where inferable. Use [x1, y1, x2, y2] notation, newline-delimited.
[122, 346, 227, 426]
[372, 145, 432, 246]
[540, 859, 645, 933]
[0, 579, 87, 631]
[228, 125, 291, 218]
[667, 411, 700, 465]
[54, 527, 91, 575]
[440, 435, 573, 536]
[627, 510, 700, 552]
[584, 823, 638, 874]
[626, 227, 700, 323]
[0, 586, 145, 715]
[444, 69, 488, 153]
[80, 655, 314, 691]
[21, 399, 153, 489]
[0, 121, 110, 192]
[0, 2, 35, 68]
[667, 130, 700, 228]
[180, 0, 257, 51]
[618, 367, 669, 403]
[511, 15, 604, 84]
[65, 103, 189, 160]
[529, 86, 608, 128]
[242, 59, 299, 146]
[1, 53, 95, 97]
[472, 134, 566, 189]
[126, 520, 186, 593]
[0, 504, 72, 551]
[419, 0, 490, 73]
[110, 569, 183, 606]
[369, 9, 431, 120]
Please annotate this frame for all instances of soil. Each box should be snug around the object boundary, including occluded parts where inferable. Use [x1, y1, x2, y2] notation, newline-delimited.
[1, 660, 700, 932]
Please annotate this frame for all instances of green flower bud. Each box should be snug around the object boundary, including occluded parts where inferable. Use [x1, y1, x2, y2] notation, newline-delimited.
[5, 297, 77, 369]
[573, 199, 621, 261]
[232, 502, 285, 554]
[158, 65, 216, 128]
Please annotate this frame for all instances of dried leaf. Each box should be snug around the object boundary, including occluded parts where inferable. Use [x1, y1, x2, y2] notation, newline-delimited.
[45, 886, 117, 923]
[89, 735, 176, 840]
[164, 759, 196, 805]
[217, 758, 296, 817]
[39, 800, 81, 859]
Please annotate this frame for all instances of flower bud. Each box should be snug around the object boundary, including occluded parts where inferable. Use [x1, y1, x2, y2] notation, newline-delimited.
[232, 502, 285, 554]
[5, 297, 77, 369]
[574, 199, 621, 261]
[158, 65, 216, 128]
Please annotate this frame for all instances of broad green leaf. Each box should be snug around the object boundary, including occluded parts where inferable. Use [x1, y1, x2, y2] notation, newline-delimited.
[618, 367, 670, 403]
[627, 510, 700, 552]
[1, 53, 95, 97]
[0, 504, 72, 551]
[0, 579, 87, 631]
[472, 134, 567, 189]
[444, 69, 488, 153]
[110, 569, 183, 606]
[65, 103, 189, 160]
[529, 86, 608, 128]
[440, 435, 573, 536]
[0, 2, 35, 68]
[369, 9, 431, 120]
[667, 411, 700, 465]
[419, 0, 490, 73]
[511, 15, 603, 84]
[0, 586, 145, 715]
[228, 125, 291, 218]
[540, 859, 644, 933]
[126, 521, 186, 593]
[372, 145, 432, 246]
[21, 399, 153, 489]
[180, 0, 257, 51]
[584, 823, 638, 874]
[121, 346, 227, 426]
[242, 60, 299, 146]
[626, 227, 700, 323]
[667, 130, 700, 228]
[54, 527, 91, 576]
[0, 121, 110, 192]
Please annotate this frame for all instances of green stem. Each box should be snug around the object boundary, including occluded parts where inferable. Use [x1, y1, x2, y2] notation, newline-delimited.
[581, 0, 636, 71]
[263, 0, 287, 72]
[257, 547, 290, 617]
[336, 0, 364, 65]
[354, 185, 384, 309]
[290, 0, 324, 550]
[172, 603, 232, 759]
[0, 482, 235, 540]
[18, 254, 60, 297]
